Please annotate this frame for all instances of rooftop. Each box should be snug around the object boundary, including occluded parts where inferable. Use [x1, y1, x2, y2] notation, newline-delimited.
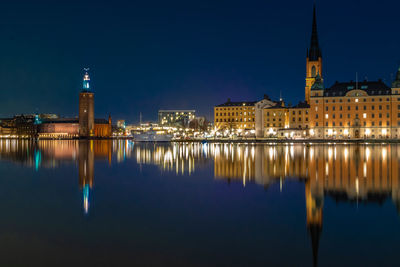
[216, 99, 257, 107]
[324, 80, 391, 97]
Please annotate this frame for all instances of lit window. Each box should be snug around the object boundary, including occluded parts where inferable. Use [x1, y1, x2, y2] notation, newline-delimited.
[325, 114, 328, 119]
[363, 113, 367, 119]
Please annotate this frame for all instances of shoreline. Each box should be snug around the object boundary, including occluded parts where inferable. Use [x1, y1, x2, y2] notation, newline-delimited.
[1, 137, 399, 144]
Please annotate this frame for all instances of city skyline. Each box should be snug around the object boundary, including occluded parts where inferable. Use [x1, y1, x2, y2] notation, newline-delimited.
[0, 1, 399, 122]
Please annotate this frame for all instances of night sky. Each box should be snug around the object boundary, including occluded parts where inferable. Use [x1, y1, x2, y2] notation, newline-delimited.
[0, 0, 399, 123]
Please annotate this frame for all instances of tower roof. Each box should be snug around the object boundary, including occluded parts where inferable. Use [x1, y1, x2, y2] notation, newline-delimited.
[308, 5, 322, 61]
[82, 68, 91, 92]
[311, 73, 324, 90]
[392, 65, 400, 88]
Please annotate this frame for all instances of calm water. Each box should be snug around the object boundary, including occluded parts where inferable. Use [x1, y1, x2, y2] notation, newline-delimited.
[0, 140, 399, 266]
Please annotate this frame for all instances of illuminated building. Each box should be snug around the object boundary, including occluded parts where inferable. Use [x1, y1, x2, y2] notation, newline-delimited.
[35, 70, 112, 139]
[309, 74, 400, 139]
[263, 101, 310, 138]
[79, 69, 95, 137]
[158, 110, 195, 127]
[94, 116, 112, 138]
[117, 120, 126, 129]
[39, 118, 79, 138]
[305, 5, 322, 104]
[214, 98, 259, 132]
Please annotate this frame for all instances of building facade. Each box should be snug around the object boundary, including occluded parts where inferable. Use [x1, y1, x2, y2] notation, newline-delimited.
[309, 74, 400, 139]
[264, 101, 310, 138]
[158, 110, 195, 127]
[214, 99, 257, 132]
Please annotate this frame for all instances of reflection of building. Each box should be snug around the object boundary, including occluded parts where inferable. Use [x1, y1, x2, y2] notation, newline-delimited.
[158, 110, 196, 128]
[0, 139, 113, 214]
[78, 140, 94, 214]
[210, 143, 400, 266]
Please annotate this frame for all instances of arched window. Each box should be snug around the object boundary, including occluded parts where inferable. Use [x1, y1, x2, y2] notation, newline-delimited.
[311, 66, 316, 77]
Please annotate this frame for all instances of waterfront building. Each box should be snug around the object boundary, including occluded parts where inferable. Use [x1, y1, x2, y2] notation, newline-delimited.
[158, 110, 195, 127]
[309, 74, 400, 139]
[94, 116, 112, 137]
[79, 70, 95, 137]
[0, 70, 112, 139]
[38, 118, 79, 138]
[117, 120, 126, 129]
[305, 6, 400, 139]
[213, 99, 257, 133]
[254, 96, 278, 138]
[264, 101, 310, 138]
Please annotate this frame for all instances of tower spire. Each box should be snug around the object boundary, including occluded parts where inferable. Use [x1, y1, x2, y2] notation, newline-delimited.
[308, 4, 322, 61]
[83, 68, 90, 91]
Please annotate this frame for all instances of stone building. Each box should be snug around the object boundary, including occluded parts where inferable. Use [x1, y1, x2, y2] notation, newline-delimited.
[309, 74, 400, 139]
[213, 99, 257, 132]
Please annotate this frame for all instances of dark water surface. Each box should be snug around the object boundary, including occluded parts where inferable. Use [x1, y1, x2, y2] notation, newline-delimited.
[0, 140, 399, 267]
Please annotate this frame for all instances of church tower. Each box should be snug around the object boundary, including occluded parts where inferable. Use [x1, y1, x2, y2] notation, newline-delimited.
[305, 5, 323, 104]
[79, 69, 94, 138]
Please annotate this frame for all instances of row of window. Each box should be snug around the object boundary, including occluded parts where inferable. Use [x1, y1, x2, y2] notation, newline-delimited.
[267, 117, 309, 122]
[316, 113, 397, 119]
[314, 121, 398, 127]
[266, 110, 309, 116]
[321, 105, 399, 111]
[215, 118, 255, 122]
[215, 112, 255, 116]
[314, 97, 400, 104]
[215, 107, 254, 111]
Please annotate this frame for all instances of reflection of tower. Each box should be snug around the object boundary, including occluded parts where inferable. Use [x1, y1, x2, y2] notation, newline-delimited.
[79, 69, 94, 138]
[305, 5, 323, 104]
[78, 140, 94, 215]
[305, 180, 323, 267]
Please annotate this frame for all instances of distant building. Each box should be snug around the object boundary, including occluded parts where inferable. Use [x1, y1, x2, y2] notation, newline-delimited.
[117, 120, 126, 129]
[38, 118, 79, 138]
[158, 110, 195, 127]
[79, 70, 95, 137]
[0, 70, 112, 139]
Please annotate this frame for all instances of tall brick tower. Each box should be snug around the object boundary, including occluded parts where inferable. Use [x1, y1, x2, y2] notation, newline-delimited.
[79, 69, 94, 138]
[305, 5, 323, 104]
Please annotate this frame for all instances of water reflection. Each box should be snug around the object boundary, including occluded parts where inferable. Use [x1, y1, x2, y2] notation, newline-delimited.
[0, 140, 399, 265]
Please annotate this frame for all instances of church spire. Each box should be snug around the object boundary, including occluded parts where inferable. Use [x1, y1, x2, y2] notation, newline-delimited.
[308, 4, 322, 61]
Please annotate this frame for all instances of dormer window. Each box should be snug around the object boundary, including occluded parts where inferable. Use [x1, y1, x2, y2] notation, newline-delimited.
[347, 86, 354, 90]
[361, 85, 368, 89]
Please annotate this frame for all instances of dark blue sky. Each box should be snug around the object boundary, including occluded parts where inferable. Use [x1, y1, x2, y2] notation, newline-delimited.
[0, 0, 399, 122]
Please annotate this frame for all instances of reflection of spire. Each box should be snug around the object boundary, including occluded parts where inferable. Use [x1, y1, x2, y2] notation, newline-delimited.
[305, 180, 323, 267]
[79, 140, 94, 215]
[83, 184, 90, 215]
[308, 224, 321, 267]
